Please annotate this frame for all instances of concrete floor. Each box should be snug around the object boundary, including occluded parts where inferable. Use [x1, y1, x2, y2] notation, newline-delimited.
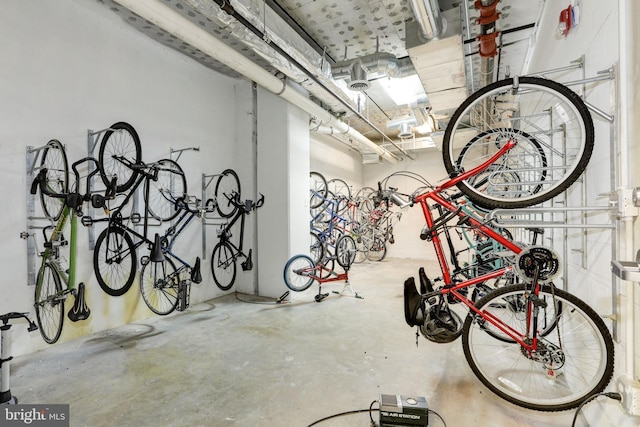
[9, 258, 580, 427]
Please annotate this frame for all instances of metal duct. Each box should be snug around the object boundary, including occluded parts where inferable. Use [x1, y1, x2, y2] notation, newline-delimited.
[332, 52, 415, 81]
[409, 0, 447, 41]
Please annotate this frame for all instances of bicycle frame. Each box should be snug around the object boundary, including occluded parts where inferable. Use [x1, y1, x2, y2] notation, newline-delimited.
[405, 139, 554, 349]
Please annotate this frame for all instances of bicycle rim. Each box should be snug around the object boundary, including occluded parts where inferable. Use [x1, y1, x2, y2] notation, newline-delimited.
[211, 241, 237, 291]
[462, 284, 614, 411]
[443, 77, 593, 209]
[39, 139, 69, 220]
[147, 159, 187, 222]
[140, 257, 179, 315]
[215, 169, 241, 218]
[93, 226, 137, 296]
[98, 122, 142, 193]
[283, 255, 315, 292]
[34, 263, 64, 344]
[310, 171, 327, 209]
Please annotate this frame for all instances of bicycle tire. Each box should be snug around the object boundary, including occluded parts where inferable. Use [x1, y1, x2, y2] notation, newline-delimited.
[140, 256, 179, 315]
[93, 225, 137, 296]
[443, 77, 594, 209]
[146, 159, 187, 222]
[215, 169, 241, 218]
[39, 139, 69, 220]
[98, 122, 142, 194]
[461, 284, 614, 411]
[211, 241, 237, 291]
[34, 262, 64, 344]
[283, 254, 316, 292]
[310, 171, 327, 209]
[327, 178, 351, 213]
[367, 237, 387, 262]
[335, 234, 356, 268]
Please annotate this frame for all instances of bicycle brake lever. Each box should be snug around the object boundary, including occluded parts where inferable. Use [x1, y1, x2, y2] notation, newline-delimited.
[255, 193, 265, 208]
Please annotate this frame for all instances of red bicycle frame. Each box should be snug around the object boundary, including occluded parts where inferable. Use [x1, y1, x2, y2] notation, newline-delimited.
[410, 138, 544, 350]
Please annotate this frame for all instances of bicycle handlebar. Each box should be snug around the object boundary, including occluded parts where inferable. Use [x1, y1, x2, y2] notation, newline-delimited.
[31, 157, 115, 214]
[0, 312, 38, 331]
[222, 191, 265, 213]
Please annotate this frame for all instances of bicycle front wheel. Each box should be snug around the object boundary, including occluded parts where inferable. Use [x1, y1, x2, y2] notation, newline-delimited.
[443, 77, 594, 209]
[310, 171, 327, 209]
[215, 169, 241, 218]
[39, 139, 69, 220]
[93, 226, 137, 296]
[140, 257, 179, 315]
[335, 234, 356, 268]
[34, 263, 64, 344]
[461, 284, 614, 411]
[98, 122, 142, 194]
[211, 241, 237, 291]
[146, 159, 187, 222]
[283, 254, 316, 292]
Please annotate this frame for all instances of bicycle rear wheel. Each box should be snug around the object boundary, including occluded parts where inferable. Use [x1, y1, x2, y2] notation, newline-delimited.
[140, 257, 179, 315]
[39, 139, 69, 220]
[98, 122, 142, 194]
[215, 169, 241, 218]
[211, 241, 237, 291]
[283, 254, 316, 292]
[443, 77, 594, 209]
[146, 159, 187, 222]
[93, 225, 137, 296]
[34, 262, 64, 344]
[310, 232, 324, 264]
[462, 284, 614, 411]
[367, 237, 387, 262]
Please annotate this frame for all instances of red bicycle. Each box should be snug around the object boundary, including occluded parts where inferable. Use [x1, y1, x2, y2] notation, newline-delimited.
[283, 234, 359, 302]
[383, 76, 613, 412]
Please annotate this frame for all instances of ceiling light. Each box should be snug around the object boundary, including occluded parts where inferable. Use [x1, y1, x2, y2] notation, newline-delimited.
[383, 74, 426, 106]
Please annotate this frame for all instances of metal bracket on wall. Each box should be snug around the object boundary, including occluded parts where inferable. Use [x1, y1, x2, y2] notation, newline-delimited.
[23, 144, 57, 286]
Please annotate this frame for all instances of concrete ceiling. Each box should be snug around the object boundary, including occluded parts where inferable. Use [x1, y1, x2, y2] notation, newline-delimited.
[98, 0, 545, 158]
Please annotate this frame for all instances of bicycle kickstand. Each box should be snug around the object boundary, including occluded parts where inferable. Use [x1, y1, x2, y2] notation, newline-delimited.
[332, 279, 363, 299]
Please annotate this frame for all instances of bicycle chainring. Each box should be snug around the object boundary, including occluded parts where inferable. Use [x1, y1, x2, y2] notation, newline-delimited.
[515, 246, 561, 284]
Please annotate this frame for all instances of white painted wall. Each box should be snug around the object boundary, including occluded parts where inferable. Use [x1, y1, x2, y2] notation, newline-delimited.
[0, 0, 245, 354]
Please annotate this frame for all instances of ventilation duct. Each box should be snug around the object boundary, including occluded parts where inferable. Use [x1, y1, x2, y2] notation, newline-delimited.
[409, 0, 447, 41]
[398, 122, 414, 139]
[333, 51, 415, 85]
[348, 61, 371, 91]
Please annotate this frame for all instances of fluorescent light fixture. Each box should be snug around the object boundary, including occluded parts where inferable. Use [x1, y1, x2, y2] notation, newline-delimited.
[383, 74, 426, 106]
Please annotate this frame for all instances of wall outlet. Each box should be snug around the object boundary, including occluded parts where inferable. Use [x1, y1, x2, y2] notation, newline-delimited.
[617, 376, 640, 416]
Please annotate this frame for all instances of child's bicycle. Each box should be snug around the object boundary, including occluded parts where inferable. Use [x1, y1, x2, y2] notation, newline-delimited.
[1, 312, 38, 404]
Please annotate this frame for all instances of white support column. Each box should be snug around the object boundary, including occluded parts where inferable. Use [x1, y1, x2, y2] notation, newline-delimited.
[255, 86, 310, 298]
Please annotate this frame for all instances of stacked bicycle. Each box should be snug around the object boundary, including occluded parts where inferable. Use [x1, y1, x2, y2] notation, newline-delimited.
[379, 76, 613, 412]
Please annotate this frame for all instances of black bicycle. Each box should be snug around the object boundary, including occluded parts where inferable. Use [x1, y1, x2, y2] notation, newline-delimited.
[140, 194, 207, 315]
[210, 190, 264, 291]
[92, 155, 186, 296]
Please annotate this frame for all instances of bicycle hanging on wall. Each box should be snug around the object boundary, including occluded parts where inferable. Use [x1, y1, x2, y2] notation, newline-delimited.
[377, 76, 614, 411]
[29, 155, 114, 344]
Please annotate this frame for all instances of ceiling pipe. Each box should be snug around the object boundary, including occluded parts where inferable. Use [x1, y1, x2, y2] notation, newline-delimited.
[409, 0, 447, 41]
[112, 0, 399, 163]
[475, 0, 501, 87]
